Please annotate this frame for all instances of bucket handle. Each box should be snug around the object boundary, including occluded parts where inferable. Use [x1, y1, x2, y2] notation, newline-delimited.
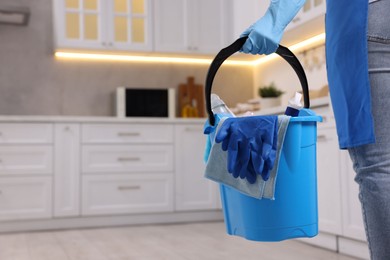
[205, 36, 310, 126]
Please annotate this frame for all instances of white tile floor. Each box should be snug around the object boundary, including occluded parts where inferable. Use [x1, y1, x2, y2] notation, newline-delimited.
[0, 222, 359, 260]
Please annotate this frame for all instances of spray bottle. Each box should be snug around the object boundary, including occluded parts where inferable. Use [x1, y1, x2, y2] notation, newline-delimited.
[285, 92, 303, 117]
[210, 94, 235, 118]
[204, 94, 235, 162]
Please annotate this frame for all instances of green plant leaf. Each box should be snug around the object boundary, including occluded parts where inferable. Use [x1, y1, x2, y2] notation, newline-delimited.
[258, 83, 284, 98]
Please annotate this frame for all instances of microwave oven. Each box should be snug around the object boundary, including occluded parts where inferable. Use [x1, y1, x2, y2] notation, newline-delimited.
[116, 87, 175, 118]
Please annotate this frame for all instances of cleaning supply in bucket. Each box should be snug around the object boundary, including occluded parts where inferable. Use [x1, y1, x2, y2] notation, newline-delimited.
[210, 94, 235, 118]
[285, 92, 303, 116]
[204, 94, 235, 162]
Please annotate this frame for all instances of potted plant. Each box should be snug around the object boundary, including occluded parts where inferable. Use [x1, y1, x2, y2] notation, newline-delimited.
[258, 82, 284, 109]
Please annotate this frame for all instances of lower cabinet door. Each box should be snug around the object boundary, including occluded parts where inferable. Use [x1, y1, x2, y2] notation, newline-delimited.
[82, 174, 174, 216]
[0, 177, 52, 221]
[175, 124, 219, 211]
[316, 127, 343, 234]
[340, 150, 367, 241]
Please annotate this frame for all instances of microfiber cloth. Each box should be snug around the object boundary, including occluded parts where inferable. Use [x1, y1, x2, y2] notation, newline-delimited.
[204, 115, 290, 200]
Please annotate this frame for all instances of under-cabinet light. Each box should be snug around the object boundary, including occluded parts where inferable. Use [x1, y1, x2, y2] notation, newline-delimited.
[54, 52, 254, 66]
[54, 33, 326, 66]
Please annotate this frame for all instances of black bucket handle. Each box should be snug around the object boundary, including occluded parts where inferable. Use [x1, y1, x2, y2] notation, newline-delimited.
[205, 36, 310, 126]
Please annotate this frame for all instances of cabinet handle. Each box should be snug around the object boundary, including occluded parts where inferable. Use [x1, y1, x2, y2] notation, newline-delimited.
[0, 158, 2, 163]
[117, 157, 141, 162]
[185, 127, 200, 132]
[0, 132, 2, 136]
[117, 132, 140, 137]
[117, 185, 141, 191]
[102, 42, 107, 46]
[0, 190, 2, 195]
[193, 46, 198, 51]
[108, 42, 113, 47]
[317, 135, 328, 142]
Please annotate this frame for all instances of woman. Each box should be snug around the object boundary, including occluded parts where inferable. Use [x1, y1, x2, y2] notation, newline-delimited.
[241, 0, 390, 259]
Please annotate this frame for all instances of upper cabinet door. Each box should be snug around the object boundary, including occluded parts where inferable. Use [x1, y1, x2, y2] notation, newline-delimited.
[229, 0, 268, 43]
[191, 0, 227, 54]
[154, 0, 228, 55]
[54, 0, 105, 49]
[107, 0, 153, 51]
[153, 0, 188, 53]
[53, 0, 152, 51]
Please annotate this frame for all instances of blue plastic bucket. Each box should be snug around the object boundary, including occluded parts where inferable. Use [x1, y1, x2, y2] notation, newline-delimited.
[204, 38, 322, 241]
[219, 109, 322, 241]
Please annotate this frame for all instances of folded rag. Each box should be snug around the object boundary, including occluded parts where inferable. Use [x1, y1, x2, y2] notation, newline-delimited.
[204, 115, 290, 199]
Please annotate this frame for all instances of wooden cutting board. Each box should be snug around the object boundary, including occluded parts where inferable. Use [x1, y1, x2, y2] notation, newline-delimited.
[178, 77, 205, 118]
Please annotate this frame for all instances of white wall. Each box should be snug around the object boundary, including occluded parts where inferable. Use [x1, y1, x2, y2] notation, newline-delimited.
[254, 45, 328, 105]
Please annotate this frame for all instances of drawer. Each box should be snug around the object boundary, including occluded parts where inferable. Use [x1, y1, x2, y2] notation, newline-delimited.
[82, 174, 173, 216]
[0, 123, 53, 144]
[0, 145, 53, 176]
[82, 124, 173, 144]
[0, 177, 52, 221]
[82, 145, 173, 173]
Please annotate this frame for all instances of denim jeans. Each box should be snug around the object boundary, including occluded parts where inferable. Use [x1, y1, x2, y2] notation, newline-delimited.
[347, 1, 390, 259]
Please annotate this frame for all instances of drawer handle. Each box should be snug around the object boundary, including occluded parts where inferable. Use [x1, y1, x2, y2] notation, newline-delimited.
[117, 157, 141, 162]
[185, 127, 200, 132]
[118, 185, 141, 191]
[118, 132, 140, 137]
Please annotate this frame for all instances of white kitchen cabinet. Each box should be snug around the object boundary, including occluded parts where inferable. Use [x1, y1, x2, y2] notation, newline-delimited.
[340, 151, 367, 241]
[0, 145, 53, 176]
[82, 144, 174, 173]
[106, 0, 152, 51]
[174, 124, 219, 211]
[229, 0, 268, 42]
[0, 177, 52, 221]
[0, 123, 53, 144]
[82, 174, 174, 216]
[316, 127, 343, 235]
[82, 123, 173, 144]
[154, 0, 228, 55]
[53, 0, 153, 51]
[0, 119, 223, 233]
[54, 124, 81, 217]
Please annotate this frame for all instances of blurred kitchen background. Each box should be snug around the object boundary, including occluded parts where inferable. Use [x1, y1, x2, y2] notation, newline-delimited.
[0, 0, 368, 259]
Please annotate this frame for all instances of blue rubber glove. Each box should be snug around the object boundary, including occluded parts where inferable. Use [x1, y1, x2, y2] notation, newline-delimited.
[241, 0, 306, 55]
[215, 116, 278, 183]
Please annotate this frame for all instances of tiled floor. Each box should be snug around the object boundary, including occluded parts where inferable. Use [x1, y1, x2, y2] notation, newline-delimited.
[0, 222, 359, 260]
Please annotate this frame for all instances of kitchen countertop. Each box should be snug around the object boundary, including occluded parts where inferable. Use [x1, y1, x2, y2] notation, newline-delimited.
[0, 97, 330, 123]
[0, 116, 207, 124]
